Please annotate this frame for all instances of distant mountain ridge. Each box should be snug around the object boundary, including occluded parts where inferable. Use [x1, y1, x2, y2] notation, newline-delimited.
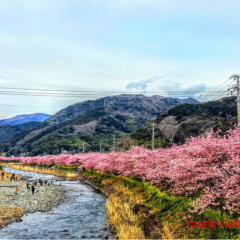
[0, 113, 51, 125]
[0, 94, 199, 155]
[46, 95, 199, 125]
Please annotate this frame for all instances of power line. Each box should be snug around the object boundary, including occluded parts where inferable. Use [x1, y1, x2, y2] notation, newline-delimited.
[206, 79, 235, 102]
[228, 75, 240, 124]
[0, 105, 65, 107]
[0, 86, 227, 94]
[201, 78, 233, 102]
[152, 122, 155, 150]
[113, 135, 115, 151]
[0, 91, 228, 98]
[207, 91, 229, 102]
[0, 79, 235, 107]
[0, 90, 226, 95]
[100, 140, 103, 154]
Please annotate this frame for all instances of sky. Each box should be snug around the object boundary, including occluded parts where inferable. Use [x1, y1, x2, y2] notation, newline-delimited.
[0, 0, 240, 119]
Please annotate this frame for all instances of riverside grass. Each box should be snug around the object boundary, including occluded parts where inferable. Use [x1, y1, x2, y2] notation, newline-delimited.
[81, 170, 240, 239]
[6, 163, 240, 239]
[0, 164, 21, 184]
[9, 164, 78, 179]
[105, 184, 145, 239]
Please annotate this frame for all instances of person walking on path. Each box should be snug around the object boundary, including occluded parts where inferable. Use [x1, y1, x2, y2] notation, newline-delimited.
[40, 180, 43, 186]
[15, 175, 18, 181]
[1, 172, 4, 179]
[31, 185, 35, 195]
[34, 180, 38, 186]
[15, 187, 19, 195]
[26, 183, 30, 190]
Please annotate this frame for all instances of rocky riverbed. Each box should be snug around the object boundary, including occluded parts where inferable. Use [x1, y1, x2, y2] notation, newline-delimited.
[0, 180, 68, 214]
[0, 167, 114, 239]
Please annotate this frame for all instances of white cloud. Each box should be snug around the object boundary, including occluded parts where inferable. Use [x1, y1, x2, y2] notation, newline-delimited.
[0, 0, 239, 119]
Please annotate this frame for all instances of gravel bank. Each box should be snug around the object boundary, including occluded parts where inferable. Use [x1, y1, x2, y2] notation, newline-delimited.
[0, 180, 68, 213]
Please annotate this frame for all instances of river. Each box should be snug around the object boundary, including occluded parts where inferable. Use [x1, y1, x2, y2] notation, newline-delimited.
[0, 167, 114, 239]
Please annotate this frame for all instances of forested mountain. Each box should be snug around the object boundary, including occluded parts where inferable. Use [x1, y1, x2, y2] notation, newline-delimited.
[131, 96, 237, 148]
[0, 94, 198, 156]
[0, 121, 40, 144]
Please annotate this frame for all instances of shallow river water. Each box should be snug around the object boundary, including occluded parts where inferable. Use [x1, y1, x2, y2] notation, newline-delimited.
[0, 167, 114, 239]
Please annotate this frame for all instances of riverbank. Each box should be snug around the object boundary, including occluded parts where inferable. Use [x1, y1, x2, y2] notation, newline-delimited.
[0, 166, 25, 227]
[0, 166, 114, 239]
[80, 170, 240, 239]
[7, 164, 78, 179]
[5, 164, 173, 238]
[0, 167, 68, 229]
[0, 166, 21, 184]
[7, 164, 240, 239]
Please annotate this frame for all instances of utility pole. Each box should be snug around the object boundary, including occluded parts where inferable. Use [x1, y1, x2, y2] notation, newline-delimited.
[82, 142, 85, 154]
[152, 122, 155, 150]
[229, 74, 240, 125]
[113, 135, 116, 151]
[237, 75, 240, 125]
[100, 140, 102, 154]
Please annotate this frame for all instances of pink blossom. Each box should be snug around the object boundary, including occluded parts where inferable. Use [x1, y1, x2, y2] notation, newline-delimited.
[3, 126, 240, 213]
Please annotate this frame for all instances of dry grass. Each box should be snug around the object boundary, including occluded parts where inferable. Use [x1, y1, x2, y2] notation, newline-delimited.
[10, 164, 79, 180]
[105, 185, 145, 239]
[0, 169, 21, 184]
[154, 221, 180, 239]
[9, 164, 64, 177]
[83, 172, 184, 239]
[66, 172, 78, 179]
[0, 205, 25, 227]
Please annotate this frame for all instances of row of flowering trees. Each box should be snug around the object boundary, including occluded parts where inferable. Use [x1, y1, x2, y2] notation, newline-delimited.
[0, 156, 19, 161]
[3, 126, 240, 213]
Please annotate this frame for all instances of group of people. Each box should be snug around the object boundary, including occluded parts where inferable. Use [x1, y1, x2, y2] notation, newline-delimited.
[14, 178, 53, 196]
[1, 172, 18, 181]
[26, 183, 36, 195]
[26, 179, 52, 195]
[10, 173, 18, 181]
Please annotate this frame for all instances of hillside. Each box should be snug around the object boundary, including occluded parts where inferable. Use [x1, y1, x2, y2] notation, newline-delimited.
[0, 113, 51, 125]
[0, 122, 40, 144]
[0, 94, 198, 156]
[131, 96, 237, 147]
